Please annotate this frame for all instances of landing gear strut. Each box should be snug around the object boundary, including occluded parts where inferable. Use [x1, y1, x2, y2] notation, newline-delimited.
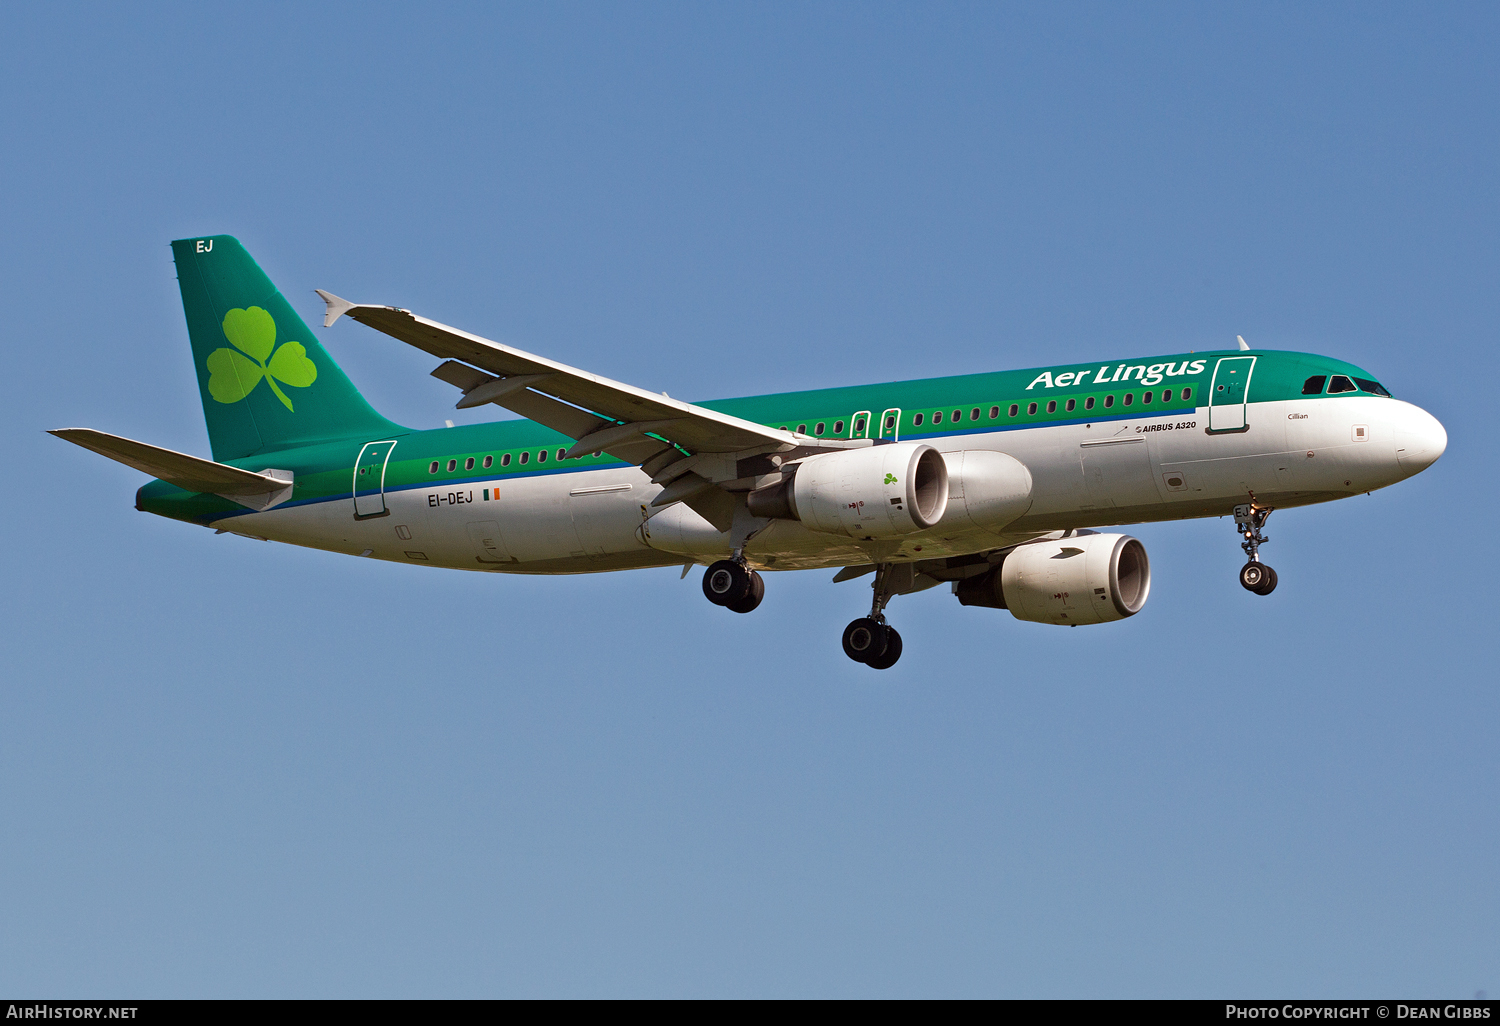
[842, 563, 903, 669]
[703, 559, 764, 613]
[1234, 502, 1278, 596]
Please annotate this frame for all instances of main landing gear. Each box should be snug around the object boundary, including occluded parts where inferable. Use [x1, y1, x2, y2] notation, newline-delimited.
[1234, 502, 1278, 596]
[702, 559, 764, 613]
[842, 564, 904, 670]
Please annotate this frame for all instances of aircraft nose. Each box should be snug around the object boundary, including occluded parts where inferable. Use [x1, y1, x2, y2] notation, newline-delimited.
[1394, 402, 1447, 475]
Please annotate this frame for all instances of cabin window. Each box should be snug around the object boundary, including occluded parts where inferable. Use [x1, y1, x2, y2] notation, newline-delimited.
[519, 451, 529, 464]
[1085, 397, 1095, 410]
[914, 413, 924, 426]
[854, 418, 865, 433]
[815, 422, 826, 435]
[429, 461, 439, 474]
[482, 455, 493, 468]
[951, 409, 961, 422]
[1027, 402, 1038, 415]
[834, 420, 845, 434]
[501, 454, 511, 467]
[1355, 377, 1391, 397]
[1009, 404, 1019, 417]
[538, 450, 548, 462]
[989, 406, 999, 419]
[555, 448, 564, 460]
[1046, 400, 1057, 414]
[1162, 389, 1173, 402]
[970, 408, 980, 420]
[1302, 375, 1327, 395]
[1104, 395, 1114, 408]
[1065, 399, 1076, 412]
[1142, 392, 1153, 404]
[1123, 393, 1134, 406]
[933, 411, 943, 424]
[884, 415, 896, 430]
[1182, 387, 1192, 401]
[465, 457, 475, 470]
[797, 424, 807, 434]
[1328, 375, 1357, 394]
[446, 459, 457, 472]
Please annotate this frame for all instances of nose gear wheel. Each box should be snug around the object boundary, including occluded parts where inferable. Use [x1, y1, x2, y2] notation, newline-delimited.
[1233, 501, 1278, 596]
[1239, 561, 1277, 595]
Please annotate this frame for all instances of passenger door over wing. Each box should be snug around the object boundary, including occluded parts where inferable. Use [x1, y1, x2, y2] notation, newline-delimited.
[878, 408, 902, 442]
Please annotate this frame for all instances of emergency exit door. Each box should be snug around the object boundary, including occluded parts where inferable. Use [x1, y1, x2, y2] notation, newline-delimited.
[878, 408, 902, 441]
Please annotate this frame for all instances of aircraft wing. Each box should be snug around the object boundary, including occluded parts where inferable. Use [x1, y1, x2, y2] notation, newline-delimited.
[317, 291, 817, 529]
[316, 291, 791, 458]
[49, 429, 294, 511]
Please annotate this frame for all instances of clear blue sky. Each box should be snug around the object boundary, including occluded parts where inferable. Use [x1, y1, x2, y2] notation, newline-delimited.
[2, 1, 1495, 998]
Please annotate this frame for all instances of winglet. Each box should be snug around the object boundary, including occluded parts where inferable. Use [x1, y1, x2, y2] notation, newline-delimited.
[1237, 334, 1250, 351]
[315, 289, 358, 328]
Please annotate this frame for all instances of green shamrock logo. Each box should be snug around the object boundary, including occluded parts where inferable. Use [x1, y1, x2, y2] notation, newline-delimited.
[884, 473, 898, 484]
[206, 307, 318, 411]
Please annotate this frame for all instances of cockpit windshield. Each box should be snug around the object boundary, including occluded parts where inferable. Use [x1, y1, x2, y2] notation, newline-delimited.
[1303, 373, 1393, 397]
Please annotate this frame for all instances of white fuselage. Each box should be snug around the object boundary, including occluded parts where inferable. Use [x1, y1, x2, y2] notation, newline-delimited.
[214, 396, 1446, 575]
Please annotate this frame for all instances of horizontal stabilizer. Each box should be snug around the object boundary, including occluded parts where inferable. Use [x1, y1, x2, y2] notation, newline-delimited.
[50, 429, 295, 510]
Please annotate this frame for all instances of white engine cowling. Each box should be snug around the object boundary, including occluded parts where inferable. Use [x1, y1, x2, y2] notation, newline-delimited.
[789, 442, 949, 539]
[637, 500, 730, 558]
[955, 532, 1150, 625]
[940, 450, 1034, 532]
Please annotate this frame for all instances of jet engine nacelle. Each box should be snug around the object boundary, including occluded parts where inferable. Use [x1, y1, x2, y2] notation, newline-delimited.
[955, 532, 1150, 625]
[939, 450, 1034, 533]
[750, 442, 949, 540]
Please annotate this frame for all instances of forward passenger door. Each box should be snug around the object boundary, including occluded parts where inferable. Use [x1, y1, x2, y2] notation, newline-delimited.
[1208, 357, 1256, 433]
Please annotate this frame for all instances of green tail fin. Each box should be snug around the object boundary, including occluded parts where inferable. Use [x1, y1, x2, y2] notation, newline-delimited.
[171, 235, 404, 461]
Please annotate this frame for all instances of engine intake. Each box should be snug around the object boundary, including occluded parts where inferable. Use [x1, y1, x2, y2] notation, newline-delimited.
[955, 532, 1150, 625]
[747, 442, 948, 540]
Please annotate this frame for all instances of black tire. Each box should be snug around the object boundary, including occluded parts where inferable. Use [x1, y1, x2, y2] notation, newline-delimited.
[726, 570, 764, 613]
[703, 560, 750, 606]
[842, 618, 888, 664]
[1239, 562, 1271, 593]
[865, 627, 903, 669]
[1253, 565, 1278, 596]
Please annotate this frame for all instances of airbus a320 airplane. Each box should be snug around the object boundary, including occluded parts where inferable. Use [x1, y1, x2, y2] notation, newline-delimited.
[54, 237, 1447, 669]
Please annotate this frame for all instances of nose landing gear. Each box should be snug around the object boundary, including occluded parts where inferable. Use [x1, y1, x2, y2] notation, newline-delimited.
[703, 558, 764, 613]
[1234, 502, 1278, 596]
[842, 563, 904, 669]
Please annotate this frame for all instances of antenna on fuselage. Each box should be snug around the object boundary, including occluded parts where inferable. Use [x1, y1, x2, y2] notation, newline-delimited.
[1237, 335, 1250, 351]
